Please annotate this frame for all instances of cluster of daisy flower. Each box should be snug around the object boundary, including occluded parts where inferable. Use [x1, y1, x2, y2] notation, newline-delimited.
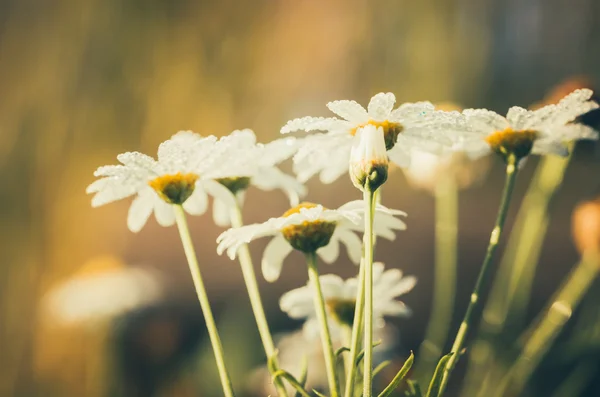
[87, 88, 598, 397]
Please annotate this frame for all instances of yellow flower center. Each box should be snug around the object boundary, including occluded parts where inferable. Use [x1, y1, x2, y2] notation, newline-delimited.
[326, 298, 356, 326]
[217, 176, 251, 195]
[350, 120, 403, 150]
[280, 202, 337, 253]
[485, 128, 539, 161]
[148, 172, 199, 205]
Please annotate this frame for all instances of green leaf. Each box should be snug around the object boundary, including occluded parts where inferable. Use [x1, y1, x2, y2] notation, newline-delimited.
[267, 350, 279, 374]
[313, 389, 329, 397]
[405, 379, 423, 397]
[295, 355, 309, 397]
[272, 369, 312, 397]
[355, 340, 383, 366]
[335, 346, 350, 358]
[378, 352, 415, 397]
[373, 360, 392, 378]
[425, 353, 453, 397]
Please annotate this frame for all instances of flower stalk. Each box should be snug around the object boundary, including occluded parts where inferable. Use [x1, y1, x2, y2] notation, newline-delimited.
[437, 155, 519, 396]
[344, 260, 366, 397]
[173, 205, 235, 397]
[306, 251, 341, 397]
[363, 188, 377, 397]
[462, 151, 572, 396]
[415, 177, 458, 383]
[229, 201, 289, 397]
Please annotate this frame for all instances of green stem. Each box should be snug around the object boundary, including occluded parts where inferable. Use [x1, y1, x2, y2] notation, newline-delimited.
[415, 178, 458, 383]
[437, 156, 519, 397]
[463, 153, 571, 397]
[229, 201, 288, 397]
[497, 251, 600, 397]
[306, 251, 340, 397]
[363, 188, 376, 397]
[173, 205, 235, 397]
[344, 259, 365, 397]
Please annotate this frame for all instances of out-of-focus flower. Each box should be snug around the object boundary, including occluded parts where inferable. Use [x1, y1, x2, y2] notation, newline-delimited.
[43, 256, 163, 325]
[204, 129, 306, 227]
[280, 262, 416, 339]
[87, 132, 256, 232]
[216, 201, 406, 282]
[349, 125, 389, 192]
[572, 196, 600, 255]
[454, 89, 599, 163]
[403, 149, 490, 193]
[281, 92, 466, 183]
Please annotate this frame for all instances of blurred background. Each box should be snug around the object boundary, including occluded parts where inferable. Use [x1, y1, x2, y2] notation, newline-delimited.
[1, 0, 600, 396]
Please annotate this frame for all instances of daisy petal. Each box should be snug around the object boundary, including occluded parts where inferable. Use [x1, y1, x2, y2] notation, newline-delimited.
[182, 187, 209, 216]
[212, 197, 232, 227]
[262, 235, 293, 282]
[326, 100, 369, 123]
[317, 234, 340, 264]
[367, 93, 396, 120]
[127, 189, 155, 233]
[153, 199, 175, 227]
[336, 228, 362, 264]
[281, 117, 350, 134]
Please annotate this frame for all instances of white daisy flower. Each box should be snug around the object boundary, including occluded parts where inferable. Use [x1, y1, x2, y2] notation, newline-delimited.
[349, 125, 389, 192]
[216, 201, 407, 282]
[86, 132, 261, 232]
[281, 92, 466, 183]
[42, 257, 162, 325]
[206, 129, 307, 227]
[280, 262, 416, 340]
[403, 149, 490, 193]
[454, 89, 599, 162]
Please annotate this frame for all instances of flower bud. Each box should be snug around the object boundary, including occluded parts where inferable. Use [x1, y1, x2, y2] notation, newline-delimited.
[572, 196, 600, 255]
[349, 125, 389, 192]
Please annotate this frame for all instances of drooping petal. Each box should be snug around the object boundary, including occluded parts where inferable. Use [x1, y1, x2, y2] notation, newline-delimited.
[335, 228, 362, 264]
[127, 188, 155, 233]
[317, 234, 340, 264]
[262, 234, 294, 282]
[153, 198, 176, 227]
[531, 139, 569, 157]
[202, 179, 237, 209]
[387, 143, 411, 169]
[326, 100, 370, 123]
[367, 92, 396, 120]
[182, 187, 209, 216]
[212, 197, 233, 227]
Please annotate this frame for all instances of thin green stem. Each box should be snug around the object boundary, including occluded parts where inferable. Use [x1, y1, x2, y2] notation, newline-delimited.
[496, 251, 600, 397]
[229, 201, 288, 397]
[437, 156, 519, 397]
[415, 178, 458, 383]
[173, 205, 235, 397]
[344, 259, 365, 397]
[306, 251, 340, 397]
[363, 188, 376, 397]
[463, 153, 571, 397]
